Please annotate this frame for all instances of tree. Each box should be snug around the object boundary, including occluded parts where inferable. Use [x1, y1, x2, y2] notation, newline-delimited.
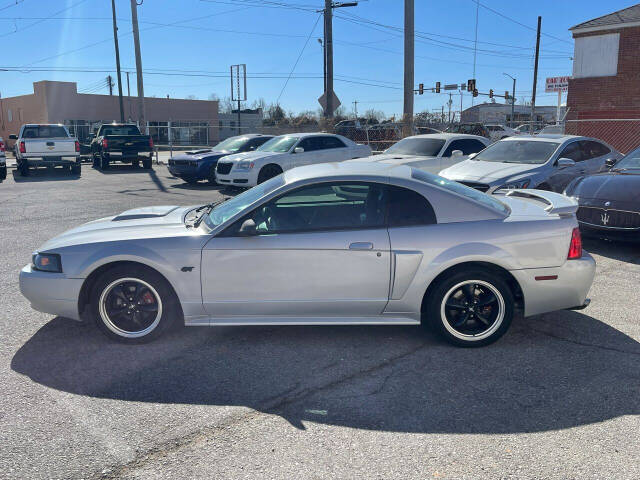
[264, 103, 286, 125]
[364, 108, 384, 124]
[208, 93, 220, 101]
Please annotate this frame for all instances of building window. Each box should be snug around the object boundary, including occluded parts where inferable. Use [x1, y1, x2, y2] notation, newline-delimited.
[7, 109, 12, 123]
[573, 33, 619, 79]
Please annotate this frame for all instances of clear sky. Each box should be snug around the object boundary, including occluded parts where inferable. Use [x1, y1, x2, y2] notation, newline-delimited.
[0, 0, 634, 117]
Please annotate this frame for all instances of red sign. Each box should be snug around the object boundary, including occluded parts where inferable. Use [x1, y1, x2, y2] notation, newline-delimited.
[545, 76, 570, 93]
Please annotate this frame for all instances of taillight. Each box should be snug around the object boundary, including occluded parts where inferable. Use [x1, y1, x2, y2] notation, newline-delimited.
[19, 141, 26, 154]
[0, 141, 4, 152]
[149, 136, 154, 149]
[75, 140, 80, 152]
[568, 227, 582, 259]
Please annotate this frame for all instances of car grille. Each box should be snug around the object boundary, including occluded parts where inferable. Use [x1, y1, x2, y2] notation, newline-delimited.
[170, 159, 190, 166]
[577, 206, 640, 230]
[458, 181, 490, 192]
[216, 161, 233, 175]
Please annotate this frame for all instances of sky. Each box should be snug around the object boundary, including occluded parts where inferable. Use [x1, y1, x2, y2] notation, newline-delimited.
[0, 0, 635, 117]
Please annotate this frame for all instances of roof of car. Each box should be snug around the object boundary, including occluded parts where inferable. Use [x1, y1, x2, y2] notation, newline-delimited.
[277, 132, 340, 138]
[406, 133, 488, 141]
[501, 134, 581, 143]
[284, 160, 413, 184]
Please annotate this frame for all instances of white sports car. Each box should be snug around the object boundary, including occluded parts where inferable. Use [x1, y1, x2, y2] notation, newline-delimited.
[20, 162, 595, 347]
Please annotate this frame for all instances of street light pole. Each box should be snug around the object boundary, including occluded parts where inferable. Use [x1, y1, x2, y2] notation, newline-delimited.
[503, 73, 516, 127]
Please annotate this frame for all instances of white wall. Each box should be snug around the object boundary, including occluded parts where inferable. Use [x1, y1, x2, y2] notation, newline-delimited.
[572, 33, 619, 78]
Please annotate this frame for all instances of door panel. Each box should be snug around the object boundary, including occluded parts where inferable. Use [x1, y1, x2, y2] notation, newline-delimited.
[201, 229, 391, 318]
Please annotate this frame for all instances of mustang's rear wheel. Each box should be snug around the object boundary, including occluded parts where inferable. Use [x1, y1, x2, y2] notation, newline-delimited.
[91, 266, 179, 343]
[424, 269, 514, 347]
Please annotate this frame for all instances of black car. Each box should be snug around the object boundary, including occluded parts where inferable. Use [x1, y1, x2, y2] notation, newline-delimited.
[564, 147, 640, 240]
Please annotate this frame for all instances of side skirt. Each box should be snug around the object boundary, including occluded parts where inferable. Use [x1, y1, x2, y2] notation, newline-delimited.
[183, 316, 420, 327]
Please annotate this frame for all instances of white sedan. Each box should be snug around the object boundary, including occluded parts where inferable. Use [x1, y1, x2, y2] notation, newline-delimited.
[215, 132, 371, 187]
[20, 162, 595, 347]
[349, 133, 490, 174]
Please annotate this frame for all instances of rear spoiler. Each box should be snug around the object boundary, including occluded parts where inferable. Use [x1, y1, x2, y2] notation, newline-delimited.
[504, 189, 578, 217]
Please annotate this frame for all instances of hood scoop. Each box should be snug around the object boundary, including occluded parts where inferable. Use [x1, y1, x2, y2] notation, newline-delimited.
[113, 205, 180, 222]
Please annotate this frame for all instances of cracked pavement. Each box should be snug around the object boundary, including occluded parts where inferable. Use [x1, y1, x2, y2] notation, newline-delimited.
[0, 164, 638, 479]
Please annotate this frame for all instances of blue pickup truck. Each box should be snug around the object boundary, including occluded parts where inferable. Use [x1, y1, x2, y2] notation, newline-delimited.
[168, 134, 273, 185]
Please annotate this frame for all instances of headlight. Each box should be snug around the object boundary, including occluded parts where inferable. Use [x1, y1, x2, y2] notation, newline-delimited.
[235, 161, 255, 172]
[497, 179, 531, 190]
[32, 253, 62, 273]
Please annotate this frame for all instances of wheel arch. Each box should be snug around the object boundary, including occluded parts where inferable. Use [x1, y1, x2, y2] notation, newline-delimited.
[420, 261, 524, 314]
[77, 260, 184, 323]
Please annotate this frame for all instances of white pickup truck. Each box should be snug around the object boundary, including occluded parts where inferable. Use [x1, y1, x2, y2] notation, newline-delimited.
[10, 124, 81, 176]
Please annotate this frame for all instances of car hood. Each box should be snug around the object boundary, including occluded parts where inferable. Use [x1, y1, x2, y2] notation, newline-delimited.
[440, 159, 541, 182]
[172, 149, 230, 162]
[220, 151, 280, 163]
[571, 171, 640, 205]
[37, 205, 200, 251]
[350, 153, 437, 164]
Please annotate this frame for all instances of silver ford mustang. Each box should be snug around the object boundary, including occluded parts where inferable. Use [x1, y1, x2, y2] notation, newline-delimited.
[19, 162, 596, 347]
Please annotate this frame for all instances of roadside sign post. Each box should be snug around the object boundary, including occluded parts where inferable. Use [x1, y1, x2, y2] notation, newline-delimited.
[231, 64, 247, 135]
[545, 76, 569, 125]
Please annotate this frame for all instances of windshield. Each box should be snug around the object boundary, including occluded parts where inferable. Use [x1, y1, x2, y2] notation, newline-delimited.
[100, 125, 141, 136]
[214, 136, 251, 153]
[411, 169, 510, 215]
[206, 175, 285, 228]
[615, 147, 640, 170]
[257, 136, 298, 153]
[22, 125, 69, 138]
[473, 140, 559, 164]
[385, 138, 446, 156]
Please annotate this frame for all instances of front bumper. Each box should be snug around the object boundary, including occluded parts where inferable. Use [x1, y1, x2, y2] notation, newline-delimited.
[215, 169, 254, 187]
[168, 162, 209, 180]
[511, 252, 596, 317]
[19, 264, 84, 321]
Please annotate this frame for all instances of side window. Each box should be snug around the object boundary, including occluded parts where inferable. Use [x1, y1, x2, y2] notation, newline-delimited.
[582, 140, 610, 159]
[320, 136, 347, 149]
[245, 137, 270, 151]
[386, 185, 436, 227]
[227, 182, 387, 235]
[443, 139, 486, 157]
[297, 137, 322, 152]
[558, 142, 583, 161]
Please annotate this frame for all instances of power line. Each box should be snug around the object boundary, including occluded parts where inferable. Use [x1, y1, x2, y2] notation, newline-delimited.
[0, 0, 90, 38]
[0, 0, 26, 13]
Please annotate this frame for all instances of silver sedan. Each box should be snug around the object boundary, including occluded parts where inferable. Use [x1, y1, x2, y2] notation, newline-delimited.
[19, 162, 596, 347]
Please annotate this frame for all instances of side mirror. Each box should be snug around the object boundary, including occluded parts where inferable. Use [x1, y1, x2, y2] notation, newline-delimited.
[556, 157, 575, 169]
[605, 157, 617, 169]
[238, 218, 257, 236]
[293, 147, 304, 154]
[8, 134, 17, 140]
[451, 149, 463, 157]
[467, 152, 478, 160]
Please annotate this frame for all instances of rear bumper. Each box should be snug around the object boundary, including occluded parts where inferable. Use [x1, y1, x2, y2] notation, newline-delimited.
[20, 155, 80, 166]
[104, 151, 152, 161]
[511, 252, 596, 317]
[19, 264, 84, 321]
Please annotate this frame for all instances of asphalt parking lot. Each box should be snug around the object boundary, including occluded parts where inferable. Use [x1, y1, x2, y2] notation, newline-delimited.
[0, 163, 638, 479]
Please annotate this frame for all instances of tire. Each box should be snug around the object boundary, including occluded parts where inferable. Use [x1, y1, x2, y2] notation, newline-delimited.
[208, 165, 217, 184]
[0, 166, 6, 180]
[90, 265, 181, 344]
[142, 157, 152, 169]
[71, 163, 81, 175]
[423, 268, 514, 347]
[19, 160, 29, 176]
[100, 154, 109, 170]
[257, 164, 283, 184]
[92, 153, 99, 168]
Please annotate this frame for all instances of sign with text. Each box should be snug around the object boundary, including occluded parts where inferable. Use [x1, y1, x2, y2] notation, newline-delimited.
[545, 76, 570, 93]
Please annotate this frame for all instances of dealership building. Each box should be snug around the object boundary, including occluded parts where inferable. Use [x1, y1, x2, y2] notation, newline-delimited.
[0, 80, 219, 146]
[461, 102, 563, 125]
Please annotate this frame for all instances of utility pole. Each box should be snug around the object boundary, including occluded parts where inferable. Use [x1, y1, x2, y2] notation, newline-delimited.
[126, 71, 130, 97]
[110, 0, 124, 122]
[352, 100, 358, 119]
[130, 0, 146, 133]
[403, 0, 414, 137]
[472, 0, 479, 106]
[459, 89, 463, 123]
[503, 72, 516, 127]
[108, 75, 113, 96]
[448, 93, 453, 124]
[321, 1, 357, 118]
[530, 16, 541, 135]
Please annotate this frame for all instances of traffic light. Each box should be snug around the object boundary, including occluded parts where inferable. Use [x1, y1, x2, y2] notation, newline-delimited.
[435, 82, 441, 93]
[467, 78, 476, 92]
[472, 89, 479, 97]
[418, 83, 424, 95]
[489, 89, 494, 99]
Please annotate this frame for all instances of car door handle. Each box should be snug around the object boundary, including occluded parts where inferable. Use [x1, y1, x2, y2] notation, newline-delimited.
[349, 242, 373, 250]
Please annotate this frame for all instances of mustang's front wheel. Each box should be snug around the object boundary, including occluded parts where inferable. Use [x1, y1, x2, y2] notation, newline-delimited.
[424, 269, 514, 347]
[91, 266, 179, 343]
